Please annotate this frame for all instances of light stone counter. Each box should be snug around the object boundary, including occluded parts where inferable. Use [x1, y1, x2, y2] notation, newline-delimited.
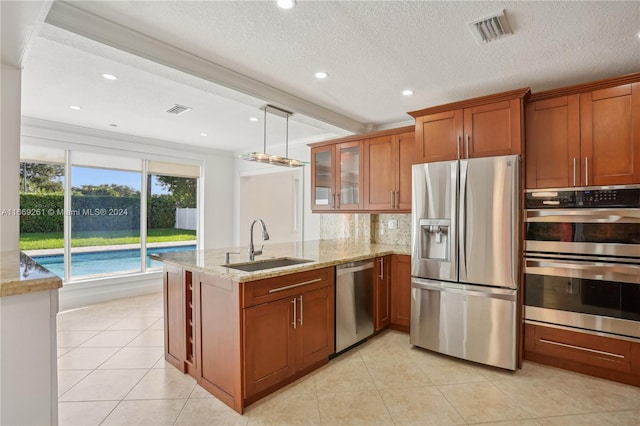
[0, 251, 62, 297]
[150, 239, 411, 282]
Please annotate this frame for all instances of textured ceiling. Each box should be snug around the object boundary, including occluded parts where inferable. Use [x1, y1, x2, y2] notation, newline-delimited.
[19, 1, 640, 153]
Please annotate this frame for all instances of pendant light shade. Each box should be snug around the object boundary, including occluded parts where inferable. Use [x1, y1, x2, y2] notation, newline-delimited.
[241, 105, 305, 167]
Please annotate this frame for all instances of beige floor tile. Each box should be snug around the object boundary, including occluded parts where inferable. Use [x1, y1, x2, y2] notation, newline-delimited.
[421, 359, 489, 385]
[314, 357, 376, 393]
[57, 347, 73, 358]
[107, 316, 160, 331]
[493, 378, 588, 417]
[554, 376, 640, 412]
[147, 318, 165, 330]
[152, 358, 174, 369]
[364, 359, 432, 389]
[438, 381, 530, 424]
[57, 347, 121, 370]
[59, 369, 148, 401]
[468, 420, 542, 426]
[600, 409, 640, 425]
[126, 329, 164, 347]
[245, 391, 320, 425]
[101, 399, 186, 425]
[380, 386, 465, 425]
[537, 413, 614, 425]
[358, 334, 413, 363]
[58, 401, 119, 426]
[58, 369, 92, 396]
[189, 384, 215, 399]
[317, 390, 393, 425]
[126, 368, 196, 400]
[176, 398, 247, 425]
[57, 330, 100, 348]
[57, 316, 121, 331]
[129, 306, 163, 317]
[98, 346, 163, 369]
[80, 330, 141, 347]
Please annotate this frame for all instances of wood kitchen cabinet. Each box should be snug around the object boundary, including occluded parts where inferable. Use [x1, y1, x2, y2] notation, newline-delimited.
[163, 263, 188, 372]
[310, 141, 363, 211]
[242, 267, 335, 402]
[525, 73, 640, 188]
[374, 255, 391, 331]
[390, 254, 411, 332]
[364, 130, 414, 211]
[524, 323, 640, 387]
[410, 88, 529, 164]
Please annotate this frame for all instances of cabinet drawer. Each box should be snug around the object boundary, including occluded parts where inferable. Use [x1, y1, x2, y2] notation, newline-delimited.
[532, 325, 632, 373]
[242, 267, 334, 307]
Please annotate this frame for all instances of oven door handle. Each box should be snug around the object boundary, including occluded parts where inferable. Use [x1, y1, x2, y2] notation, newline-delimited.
[525, 258, 640, 285]
[526, 210, 640, 223]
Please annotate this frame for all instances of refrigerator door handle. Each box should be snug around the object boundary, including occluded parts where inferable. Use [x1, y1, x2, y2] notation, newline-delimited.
[458, 160, 468, 281]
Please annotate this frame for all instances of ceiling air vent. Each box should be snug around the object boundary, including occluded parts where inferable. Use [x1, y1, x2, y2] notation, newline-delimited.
[165, 104, 192, 115]
[468, 10, 512, 44]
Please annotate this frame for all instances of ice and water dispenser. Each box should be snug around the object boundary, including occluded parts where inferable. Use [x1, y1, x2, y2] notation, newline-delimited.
[419, 219, 450, 261]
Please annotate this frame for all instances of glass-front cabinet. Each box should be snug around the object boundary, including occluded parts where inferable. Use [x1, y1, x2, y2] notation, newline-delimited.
[310, 141, 362, 211]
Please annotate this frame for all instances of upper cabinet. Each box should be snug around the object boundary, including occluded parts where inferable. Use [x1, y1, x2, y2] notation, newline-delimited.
[525, 73, 640, 188]
[410, 88, 529, 163]
[309, 126, 414, 213]
[311, 141, 363, 211]
[363, 130, 414, 212]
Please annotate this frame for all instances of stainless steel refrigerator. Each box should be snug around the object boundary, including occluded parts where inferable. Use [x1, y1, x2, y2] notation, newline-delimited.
[410, 155, 520, 370]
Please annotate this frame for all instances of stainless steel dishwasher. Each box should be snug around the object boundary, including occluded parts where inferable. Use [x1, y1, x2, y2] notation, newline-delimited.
[335, 260, 375, 353]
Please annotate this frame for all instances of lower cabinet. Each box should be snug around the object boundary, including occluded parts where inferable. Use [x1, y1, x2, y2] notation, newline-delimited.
[524, 323, 640, 387]
[374, 256, 391, 331]
[242, 267, 335, 402]
[390, 255, 411, 332]
[163, 264, 186, 372]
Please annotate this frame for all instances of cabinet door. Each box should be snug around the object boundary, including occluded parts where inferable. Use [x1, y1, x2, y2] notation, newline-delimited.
[396, 131, 415, 211]
[390, 255, 411, 331]
[525, 96, 581, 188]
[374, 256, 391, 331]
[244, 297, 296, 398]
[416, 110, 463, 163]
[364, 135, 395, 211]
[164, 264, 186, 372]
[311, 145, 335, 211]
[580, 83, 640, 185]
[336, 141, 363, 210]
[464, 98, 523, 158]
[296, 286, 335, 370]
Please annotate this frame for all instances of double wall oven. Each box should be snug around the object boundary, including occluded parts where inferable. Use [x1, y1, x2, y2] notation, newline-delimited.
[524, 186, 640, 339]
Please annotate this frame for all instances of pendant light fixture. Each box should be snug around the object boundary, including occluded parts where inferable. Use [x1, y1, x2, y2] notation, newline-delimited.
[241, 105, 305, 167]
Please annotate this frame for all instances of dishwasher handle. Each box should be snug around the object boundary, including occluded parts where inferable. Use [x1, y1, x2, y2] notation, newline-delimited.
[336, 261, 374, 276]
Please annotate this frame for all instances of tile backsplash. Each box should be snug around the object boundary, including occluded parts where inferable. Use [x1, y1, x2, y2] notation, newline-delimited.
[319, 213, 410, 246]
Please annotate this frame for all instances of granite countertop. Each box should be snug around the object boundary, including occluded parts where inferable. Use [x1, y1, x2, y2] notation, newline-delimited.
[150, 239, 411, 283]
[0, 251, 63, 297]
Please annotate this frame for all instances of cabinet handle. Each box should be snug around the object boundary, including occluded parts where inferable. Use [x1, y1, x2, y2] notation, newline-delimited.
[584, 157, 589, 186]
[391, 191, 395, 208]
[268, 278, 323, 294]
[572, 158, 577, 186]
[379, 258, 384, 280]
[395, 191, 399, 208]
[332, 194, 336, 209]
[291, 298, 297, 329]
[457, 136, 461, 160]
[298, 295, 303, 325]
[466, 135, 470, 159]
[336, 193, 340, 209]
[539, 338, 624, 359]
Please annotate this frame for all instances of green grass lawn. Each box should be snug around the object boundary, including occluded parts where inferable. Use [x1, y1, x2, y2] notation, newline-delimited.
[20, 228, 196, 251]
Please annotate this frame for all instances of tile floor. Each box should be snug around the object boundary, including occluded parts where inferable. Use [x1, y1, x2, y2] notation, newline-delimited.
[57, 292, 640, 425]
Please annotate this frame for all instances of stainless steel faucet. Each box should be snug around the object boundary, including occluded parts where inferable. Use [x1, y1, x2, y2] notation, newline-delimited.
[248, 218, 270, 260]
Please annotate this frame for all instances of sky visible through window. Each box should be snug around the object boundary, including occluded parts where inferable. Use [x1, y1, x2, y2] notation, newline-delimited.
[72, 167, 168, 194]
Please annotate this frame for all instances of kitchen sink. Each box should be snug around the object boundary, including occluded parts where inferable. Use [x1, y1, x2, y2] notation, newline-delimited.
[223, 257, 313, 272]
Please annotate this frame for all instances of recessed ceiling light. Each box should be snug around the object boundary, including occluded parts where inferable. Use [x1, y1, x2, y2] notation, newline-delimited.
[108, 124, 118, 127]
[402, 90, 414, 96]
[315, 71, 328, 79]
[200, 133, 208, 137]
[101, 73, 118, 80]
[69, 105, 81, 110]
[250, 117, 259, 122]
[276, 0, 295, 9]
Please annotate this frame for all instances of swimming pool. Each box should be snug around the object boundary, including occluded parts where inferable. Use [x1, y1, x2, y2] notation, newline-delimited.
[32, 244, 196, 278]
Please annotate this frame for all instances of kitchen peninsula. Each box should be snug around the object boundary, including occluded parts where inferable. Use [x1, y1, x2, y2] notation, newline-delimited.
[151, 239, 410, 414]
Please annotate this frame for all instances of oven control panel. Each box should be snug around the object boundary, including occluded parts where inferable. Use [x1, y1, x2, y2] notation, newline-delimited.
[526, 187, 640, 209]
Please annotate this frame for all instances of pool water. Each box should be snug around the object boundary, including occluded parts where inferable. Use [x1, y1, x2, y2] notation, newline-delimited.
[32, 244, 196, 278]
